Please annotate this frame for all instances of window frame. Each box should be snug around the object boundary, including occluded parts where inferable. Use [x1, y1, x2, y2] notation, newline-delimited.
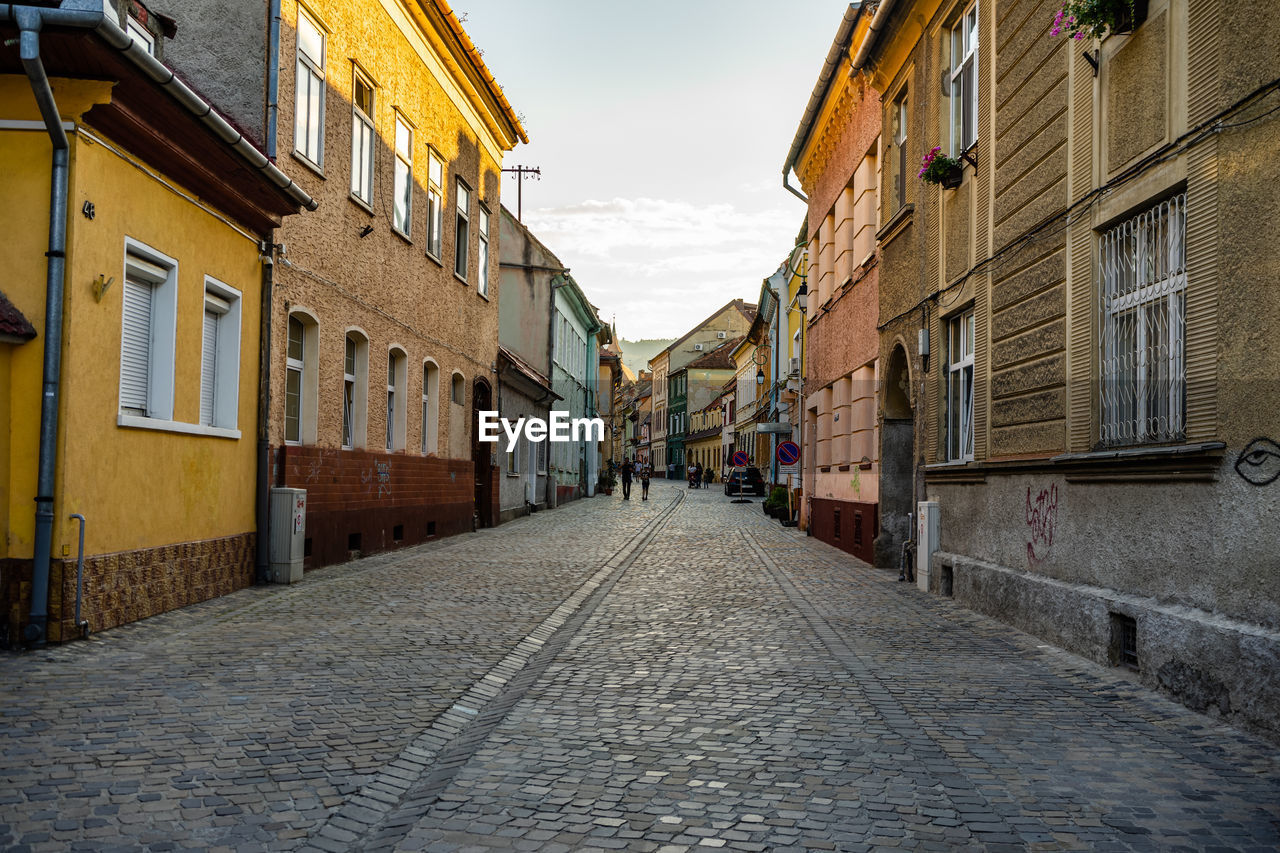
[387, 347, 407, 451]
[450, 372, 465, 406]
[284, 310, 319, 445]
[1098, 193, 1187, 447]
[199, 277, 242, 430]
[349, 67, 376, 208]
[343, 330, 369, 450]
[293, 6, 326, 171]
[945, 308, 976, 462]
[949, 1, 978, 157]
[392, 112, 414, 239]
[422, 359, 440, 454]
[893, 90, 909, 211]
[426, 148, 444, 261]
[454, 177, 470, 282]
[119, 239, 178, 422]
[477, 204, 490, 297]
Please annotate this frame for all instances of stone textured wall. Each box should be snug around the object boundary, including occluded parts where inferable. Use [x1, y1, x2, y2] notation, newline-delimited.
[3, 534, 254, 646]
[269, 0, 503, 457]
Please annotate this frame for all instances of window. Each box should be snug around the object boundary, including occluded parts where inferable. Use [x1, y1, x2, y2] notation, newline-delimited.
[343, 332, 368, 449]
[537, 436, 547, 473]
[506, 433, 520, 474]
[294, 7, 325, 168]
[893, 92, 909, 210]
[200, 279, 242, 429]
[946, 309, 975, 461]
[119, 243, 177, 421]
[454, 179, 470, 280]
[427, 150, 444, 259]
[422, 360, 439, 453]
[285, 312, 318, 443]
[350, 71, 374, 205]
[478, 205, 490, 296]
[1099, 194, 1186, 447]
[950, 2, 978, 156]
[393, 115, 413, 236]
[387, 348, 406, 451]
[451, 372, 465, 405]
[125, 15, 155, 55]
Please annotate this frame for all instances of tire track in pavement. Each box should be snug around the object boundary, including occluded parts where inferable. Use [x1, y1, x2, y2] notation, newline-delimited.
[302, 490, 686, 853]
[740, 528, 1026, 846]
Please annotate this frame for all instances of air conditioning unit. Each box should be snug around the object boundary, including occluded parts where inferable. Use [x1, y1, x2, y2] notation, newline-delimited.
[788, 357, 801, 376]
[693, 343, 704, 351]
[270, 488, 307, 583]
[916, 501, 940, 592]
[717, 331, 728, 339]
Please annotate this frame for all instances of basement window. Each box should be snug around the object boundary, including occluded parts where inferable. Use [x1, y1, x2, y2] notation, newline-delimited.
[1111, 612, 1139, 670]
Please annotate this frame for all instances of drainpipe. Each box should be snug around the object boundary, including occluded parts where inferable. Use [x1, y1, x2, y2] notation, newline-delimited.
[546, 272, 571, 509]
[16, 6, 71, 646]
[255, 241, 274, 584]
[266, 0, 281, 159]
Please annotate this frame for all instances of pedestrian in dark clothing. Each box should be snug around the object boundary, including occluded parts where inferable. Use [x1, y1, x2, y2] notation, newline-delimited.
[703, 466, 713, 487]
[620, 460, 634, 500]
[640, 464, 650, 501]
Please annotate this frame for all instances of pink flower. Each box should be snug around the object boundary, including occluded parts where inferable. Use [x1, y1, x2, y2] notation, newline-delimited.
[1074, 31, 1083, 39]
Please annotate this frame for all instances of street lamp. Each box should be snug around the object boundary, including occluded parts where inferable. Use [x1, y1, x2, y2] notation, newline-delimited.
[796, 282, 808, 313]
[755, 367, 765, 386]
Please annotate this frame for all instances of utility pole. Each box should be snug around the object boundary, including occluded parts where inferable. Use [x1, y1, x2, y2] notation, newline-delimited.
[502, 164, 541, 221]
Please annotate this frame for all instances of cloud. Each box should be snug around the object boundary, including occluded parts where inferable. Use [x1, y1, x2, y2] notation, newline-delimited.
[516, 196, 800, 338]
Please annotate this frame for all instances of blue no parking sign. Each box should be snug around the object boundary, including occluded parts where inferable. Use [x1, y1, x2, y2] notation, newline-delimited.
[776, 441, 800, 466]
[732, 450, 750, 467]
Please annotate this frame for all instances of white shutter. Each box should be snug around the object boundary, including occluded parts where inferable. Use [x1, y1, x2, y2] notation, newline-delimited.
[120, 276, 153, 413]
[200, 308, 219, 425]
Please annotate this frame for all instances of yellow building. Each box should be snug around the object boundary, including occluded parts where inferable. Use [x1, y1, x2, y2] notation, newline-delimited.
[0, 9, 312, 644]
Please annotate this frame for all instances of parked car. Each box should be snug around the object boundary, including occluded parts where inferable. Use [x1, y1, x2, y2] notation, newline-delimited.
[724, 466, 766, 496]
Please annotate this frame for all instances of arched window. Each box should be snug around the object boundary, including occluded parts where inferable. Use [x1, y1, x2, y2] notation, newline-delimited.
[285, 310, 319, 444]
[343, 330, 369, 449]
[422, 360, 439, 453]
[387, 347, 407, 451]
[451, 372, 465, 405]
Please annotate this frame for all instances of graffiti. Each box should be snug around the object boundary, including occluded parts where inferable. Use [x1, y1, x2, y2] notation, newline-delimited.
[359, 461, 393, 499]
[1025, 484, 1059, 567]
[304, 448, 333, 484]
[1235, 438, 1280, 486]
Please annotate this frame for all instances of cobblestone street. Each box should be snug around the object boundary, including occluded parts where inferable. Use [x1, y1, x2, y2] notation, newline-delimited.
[2, 481, 1279, 852]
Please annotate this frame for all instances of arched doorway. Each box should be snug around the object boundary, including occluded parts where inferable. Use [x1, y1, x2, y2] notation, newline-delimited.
[471, 378, 494, 528]
[875, 344, 914, 569]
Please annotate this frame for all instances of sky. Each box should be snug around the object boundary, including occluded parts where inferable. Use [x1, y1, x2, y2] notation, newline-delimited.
[456, 1, 851, 341]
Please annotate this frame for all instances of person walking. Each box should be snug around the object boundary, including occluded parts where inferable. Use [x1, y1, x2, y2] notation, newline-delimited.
[703, 466, 713, 487]
[620, 458, 634, 500]
[640, 463, 651, 501]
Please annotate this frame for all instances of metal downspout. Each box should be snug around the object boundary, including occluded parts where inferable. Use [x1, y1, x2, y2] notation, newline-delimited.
[255, 244, 274, 584]
[266, 0, 281, 159]
[17, 7, 70, 646]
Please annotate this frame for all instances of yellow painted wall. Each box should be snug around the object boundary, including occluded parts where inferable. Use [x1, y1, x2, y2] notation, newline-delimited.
[2, 76, 265, 560]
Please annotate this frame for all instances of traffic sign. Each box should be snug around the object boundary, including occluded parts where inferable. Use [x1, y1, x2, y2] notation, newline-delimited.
[732, 450, 750, 467]
[776, 441, 800, 466]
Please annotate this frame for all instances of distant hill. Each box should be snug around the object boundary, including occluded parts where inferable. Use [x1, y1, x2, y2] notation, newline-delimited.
[618, 338, 676, 376]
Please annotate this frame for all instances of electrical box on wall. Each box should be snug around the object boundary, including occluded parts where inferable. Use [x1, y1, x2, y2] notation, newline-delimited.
[916, 501, 940, 592]
[918, 327, 930, 357]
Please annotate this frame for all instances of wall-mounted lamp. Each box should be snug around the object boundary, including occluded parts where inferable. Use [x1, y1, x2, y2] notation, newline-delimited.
[796, 282, 808, 313]
[755, 368, 765, 386]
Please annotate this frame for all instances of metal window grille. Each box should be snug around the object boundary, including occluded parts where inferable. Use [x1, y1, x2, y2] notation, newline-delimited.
[1099, 194, 1186, 447]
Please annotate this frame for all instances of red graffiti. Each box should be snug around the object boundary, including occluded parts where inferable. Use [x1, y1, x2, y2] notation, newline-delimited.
[1025, 484, 1059, 567]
